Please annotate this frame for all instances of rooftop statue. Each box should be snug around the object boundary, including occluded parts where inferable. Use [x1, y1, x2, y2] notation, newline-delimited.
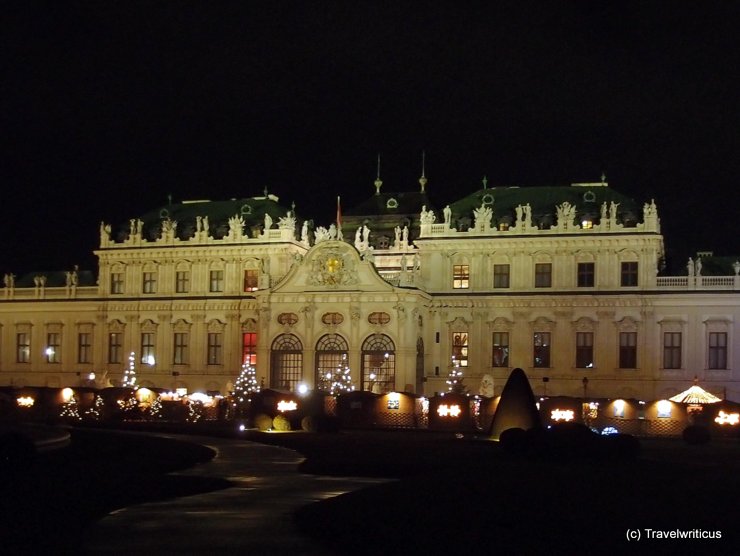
[420, 205, 436, 224]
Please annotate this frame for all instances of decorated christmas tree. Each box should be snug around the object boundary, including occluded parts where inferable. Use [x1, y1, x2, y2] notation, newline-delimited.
[60, 395, 81, 421]
[84, 395, 104, 421]
[446, 361, 467, 394]
[329, 355, 354, 395]
[122, 351, 137, 388]
[233, 363, 260, 412]
[148, 395, 163, 420]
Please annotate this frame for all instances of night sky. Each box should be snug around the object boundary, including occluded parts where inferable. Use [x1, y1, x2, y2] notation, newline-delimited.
[2, 1, 739, 275]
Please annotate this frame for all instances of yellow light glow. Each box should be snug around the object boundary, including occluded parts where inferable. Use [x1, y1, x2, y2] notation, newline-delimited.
[135, 387, 154, 403]
[277, 400, 298, 412]
[17, 396, 35, 407]
[656, 399, 672, 417]
[387, 392, 401, 402]
[175, 387, 188, 397]
[551, 409, 574, 422]
[189, 392, 213, 404]
[437, 404, 461, 417]
[715, 410, 740, 426]
[62, 387, 74, 402]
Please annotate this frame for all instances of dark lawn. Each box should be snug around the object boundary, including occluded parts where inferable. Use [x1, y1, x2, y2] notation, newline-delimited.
[1, 424, 738, 555]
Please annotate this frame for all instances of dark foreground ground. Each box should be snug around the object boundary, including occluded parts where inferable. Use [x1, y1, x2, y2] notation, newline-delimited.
[2, 424, 738, 554]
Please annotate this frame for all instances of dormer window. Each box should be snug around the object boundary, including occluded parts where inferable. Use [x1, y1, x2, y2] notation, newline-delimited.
[386, 198, 398, 209]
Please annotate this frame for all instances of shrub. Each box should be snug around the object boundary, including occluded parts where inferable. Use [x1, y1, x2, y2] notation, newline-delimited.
[682, 425, 710, 445]
[272, 414, 292, 431]
[301, 414, 340, 433]
[254, 413, 274, 431]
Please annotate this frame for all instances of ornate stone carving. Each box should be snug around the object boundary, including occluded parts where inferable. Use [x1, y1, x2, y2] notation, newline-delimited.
[308, 248, 359, 287]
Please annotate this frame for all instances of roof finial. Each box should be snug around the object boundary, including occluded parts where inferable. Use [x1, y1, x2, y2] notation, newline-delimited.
[482, 175, 488, 189]
[263, 186, 269, 197]
[374, 153, 383, 195]
[167, 193, 172, 206]
[419, 150, 427, 193]
[601, 172, 607, 185]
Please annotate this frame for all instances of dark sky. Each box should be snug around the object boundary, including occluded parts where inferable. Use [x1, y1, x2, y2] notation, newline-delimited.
[2, 1, 739, 274]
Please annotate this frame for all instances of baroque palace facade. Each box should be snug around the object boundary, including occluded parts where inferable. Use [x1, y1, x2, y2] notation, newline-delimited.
[1, 176, 739, 401]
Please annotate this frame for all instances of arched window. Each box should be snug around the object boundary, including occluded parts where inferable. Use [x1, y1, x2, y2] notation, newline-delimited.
[315, 334, 349, 389]
[361, 334, 395, 393]
[270, 334, 303, 391]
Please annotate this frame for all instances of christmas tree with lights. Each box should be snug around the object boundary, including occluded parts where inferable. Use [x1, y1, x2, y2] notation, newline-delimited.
[122, 351, 137, 388]
[233, 363, 260, 412]
[84, 395, 104, 421]
[446, 360, 467, 394]
[60, 395, 81, 421]
[148, 395, 163, 420]
[329, 355, 354, 395]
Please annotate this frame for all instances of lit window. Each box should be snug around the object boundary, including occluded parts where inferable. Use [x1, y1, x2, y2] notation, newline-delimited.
[244, 269, 259, 292]
[533, 332, 551, 367]
[141, 333, 155, 365]
[175, 271, 190, 293]
[111, 272, 124, 294]
[451, 332, 468, 367]
[209, 270, 224, 292]
[242, 332, 257, 366]
[46, 333, 61, 363]
[143, 271, 157, 294]
[492, 332, 509, 367]
[17, 333, 30, 363]
[453, 265, 469, 289]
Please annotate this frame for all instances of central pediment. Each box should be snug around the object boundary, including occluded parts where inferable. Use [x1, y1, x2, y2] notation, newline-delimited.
[271, 240, 395, 293]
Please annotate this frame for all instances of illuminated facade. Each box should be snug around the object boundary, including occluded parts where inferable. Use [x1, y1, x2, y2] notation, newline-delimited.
[1, 178, 739, 401]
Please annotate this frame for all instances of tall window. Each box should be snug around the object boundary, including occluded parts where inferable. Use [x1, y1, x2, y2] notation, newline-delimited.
[315, 334, 350, 388]
[493, 264, 510, 288]
[271, 334, 303, 391]
[621, 262, 638, 287]
[174, 333, 189, 365]
[78, 332, 92, 364]
[244, 269, 259, 292]
[619, 332, 637, 369]
[209, 270, 224, 292]
[453, 265, 470, 289]
[108, 333, 122, 364]
[46, 333, 61, 363]
[110, 272, 124, 294]
[492, 332, 509, 367]
[361, 334, 395, 393]
[451, 332, 469, 367]
[577, 262, 595, 287]
[663, 332, 682, 369]
[140, 333, 155, 365]
[576, 332, 594, 368]
[207, 333, 222, 365]
[175, 271, 190, 293]
[143, 271, 157, 294]
[535, 263, 552, 288]
[708, 332, 727, 370]
[242, 332, 257, 365]
[533, 332, 551, 367]
[16, 333, 30, 363]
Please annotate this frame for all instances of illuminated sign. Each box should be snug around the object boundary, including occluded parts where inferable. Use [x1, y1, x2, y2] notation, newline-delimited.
[277, 400, 298, 412]
[437, 404, 461, 417]
[551, 409, 574, 422]
[715, 410, 739, 426]
[17, 396, 35, 407]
